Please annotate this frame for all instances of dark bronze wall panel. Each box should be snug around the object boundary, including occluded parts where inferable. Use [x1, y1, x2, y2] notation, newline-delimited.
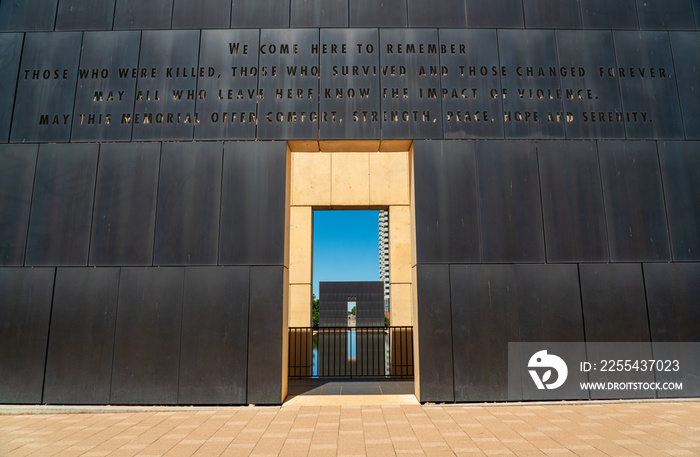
[516, 264, 583, 342]
[439, 29, 503, 139]
[320, 29, 380, 140]
[179, 267, 249, 405]
[613, 32, 684, 139]
[476, 141, 545, 262]
[671, 32, 700, 139]
[658, 141, 700, 260]
[0, 33, 22, 142]
[26, 144, 98, 266]
[580, 0, 638, 29]
[451, 264, 519, 402]
[43, 268, 119, 404]
[0, 0, 59, 31]
[291, 0, 348, 27]
[644, 262, 700, 397]
[516, 264, 586, 400]
[0, 145, 37, 266]
[195, 30, 259, 140]
[55, 0, 115, 30]
[644, 263, 700, 341]
[350, 0, 407, 27]
[90, 143, 161, 266]
[413, 140, 480, 263]
[498, 30, 564, 139]
[580, 264, 649, 342]
[579, 264, 654, 399]
[555, 31, 626, 139]
[465, 0, 524, 28]
[355, 284, 385, 327]
[538, 140, 608, 262]
[220, 142, 287, 265]
[319, 282, 353, 327]
[415, 264, 454, 403]
[257, 29, 319, 139]
[523, 0, 582, 28]
[132, 30, 200, 141]
[231, 0, 290, 28]
[380, 29, 442, 139]
[10, 32, 82, 143]
[154, 142, 222, 266]
[172, 0, 231, 29]
[408, 0, 466, 27]
[0, 268, 54, 403]
[637, 0, 695, 30]
[111, 267, 184, 405]
[71, 31, 140, 142]
[598, 141, 671, 261]
[113, 0, 173, 29]
[247, 266, 286, 405]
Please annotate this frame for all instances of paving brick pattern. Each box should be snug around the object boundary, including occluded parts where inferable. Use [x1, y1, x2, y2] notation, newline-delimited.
[1, 401, 699, 456]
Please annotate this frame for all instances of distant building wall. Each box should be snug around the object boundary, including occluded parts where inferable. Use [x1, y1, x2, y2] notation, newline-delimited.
[378, 210, 390, 314]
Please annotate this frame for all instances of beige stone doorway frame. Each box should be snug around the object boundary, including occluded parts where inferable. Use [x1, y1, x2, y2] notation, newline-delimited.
[284, 139, 417, 397]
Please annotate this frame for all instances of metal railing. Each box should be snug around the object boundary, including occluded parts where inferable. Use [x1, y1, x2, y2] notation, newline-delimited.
[288, 326, 413, 379]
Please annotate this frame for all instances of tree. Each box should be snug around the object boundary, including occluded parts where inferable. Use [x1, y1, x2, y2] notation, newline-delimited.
[312, 293, 319, 327]
[349, 305, 356, 315]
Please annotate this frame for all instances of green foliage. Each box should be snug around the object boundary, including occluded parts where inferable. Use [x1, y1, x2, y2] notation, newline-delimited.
[385, 316, 390, 327]
[349, 305, 356, 315]
[312, 293, 319, 327]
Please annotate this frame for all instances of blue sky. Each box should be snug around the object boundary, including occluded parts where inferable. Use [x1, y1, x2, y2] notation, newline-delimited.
[312, 210, 380, 297]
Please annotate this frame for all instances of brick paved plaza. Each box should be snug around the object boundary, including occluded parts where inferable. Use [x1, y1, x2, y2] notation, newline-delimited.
[1, 400, 699, 456]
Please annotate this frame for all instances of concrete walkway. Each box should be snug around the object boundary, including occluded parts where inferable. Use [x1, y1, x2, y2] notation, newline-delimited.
[1, 400, 699, 456]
